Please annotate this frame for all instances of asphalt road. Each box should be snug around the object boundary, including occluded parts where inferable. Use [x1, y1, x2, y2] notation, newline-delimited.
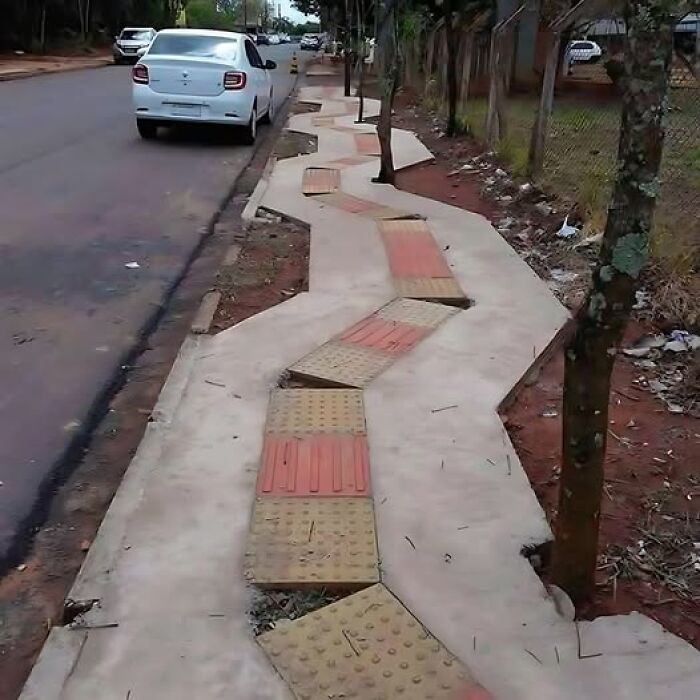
[0, 43, 303, 562]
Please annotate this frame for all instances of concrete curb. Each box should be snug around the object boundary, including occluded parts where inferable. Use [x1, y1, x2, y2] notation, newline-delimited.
[0, 59, 111, 82]
[241, 154, 277, 228]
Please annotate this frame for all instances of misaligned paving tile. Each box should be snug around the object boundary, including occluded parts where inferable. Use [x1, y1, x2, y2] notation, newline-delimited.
[311, 115, 336, 126]
[323, 155, 376, 169]
[394, 276, 468, 304]
[378, 219, 433, 236]
[266, 389, 366, 434]
[374, 298, 459, 329]
[381, 229, 453, 277]
[314, 192, 416, 221]
[258, 583, 484, 700]
[288, 341, 395, 388]
[245, 497, 379, 588]
[314, 192, 379, 214]
[338, 317, 429, 355]
[257, 434, 370, 496]
[302, 167, 341, 195]
[355, 132, 381, 155]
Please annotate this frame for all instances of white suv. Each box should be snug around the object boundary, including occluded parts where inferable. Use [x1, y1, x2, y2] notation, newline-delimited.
[113, 27, 157, 64]
[132, 29, 276, 143]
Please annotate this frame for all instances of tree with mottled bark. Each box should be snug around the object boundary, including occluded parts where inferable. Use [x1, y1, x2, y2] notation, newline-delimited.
[551, 0, 679, 604]
[374, 0, 400, 183]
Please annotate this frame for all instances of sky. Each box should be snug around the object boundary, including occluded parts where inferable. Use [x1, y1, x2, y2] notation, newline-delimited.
[277, 0, 318, 24]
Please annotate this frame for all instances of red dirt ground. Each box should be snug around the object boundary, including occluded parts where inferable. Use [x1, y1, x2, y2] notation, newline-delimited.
[391, 99, 700, 650]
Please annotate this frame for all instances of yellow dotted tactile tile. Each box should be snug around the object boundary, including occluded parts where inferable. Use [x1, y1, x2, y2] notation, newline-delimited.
[394, 276, 468, 304]
[266, 389, 366, 434]
[288, 341, 395, 388]
[245, 497, 379, 588]
[258, 583, 480, 700]
[374, 298, 459, 329]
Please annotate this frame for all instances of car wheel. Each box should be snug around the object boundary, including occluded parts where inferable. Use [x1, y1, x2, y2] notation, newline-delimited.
[241, 105, 257, 145]
[136, 119, 158, 140]
[261, 92, 274, 124]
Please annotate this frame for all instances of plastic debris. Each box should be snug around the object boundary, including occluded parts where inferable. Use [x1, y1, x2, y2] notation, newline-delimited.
[555, 216, 578, 239]
[664, 330, 700, 353]
[125, 261, 140, 269]
[550, 268, 579, 283]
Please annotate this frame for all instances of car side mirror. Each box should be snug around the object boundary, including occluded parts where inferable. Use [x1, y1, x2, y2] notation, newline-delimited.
[265, 60, 276, 70]
[137, 47, 148, 58]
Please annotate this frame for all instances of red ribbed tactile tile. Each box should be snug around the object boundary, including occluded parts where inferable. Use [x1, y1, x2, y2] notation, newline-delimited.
[302, 167, 340, 195]
[354, 132, 381, 155]
[314, 192, 380, 213]
[338, 316, 429, 355]
[257, 434, 370, 496]
[323, 155, 376, 168]
[381, 228, 453, 277]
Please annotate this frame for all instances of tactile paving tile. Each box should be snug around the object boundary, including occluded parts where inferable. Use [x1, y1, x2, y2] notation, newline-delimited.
[258, 435, 370, 496]
[289, 341, 395, 388]
[245, 497, 379, 588]
[354, 132, 381, 155]
[374, 298, 459, 329]
[258, 583, 482, 700]
[381, 228, 453, 277]
[378, 219, 433, 236]
[314, 192, 379, 214]
[338, 317, 429, 355]
[314, 193, 415, 221]
[323, 156, 376, 169]
[266, 389, 366, 434]
[302, 168, 341, 195]
[311, 115, 336, 126]
[394, 276, 468, 303]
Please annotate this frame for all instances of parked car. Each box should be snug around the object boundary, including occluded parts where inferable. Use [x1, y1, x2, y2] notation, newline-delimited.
[113, 27, 157, 64]
[256, 33, 269, 45]
[267, 33, 280, 45]
[132, 29, 276, 143]
[300, 33, 321, 51]
[567, 39, 603, 64]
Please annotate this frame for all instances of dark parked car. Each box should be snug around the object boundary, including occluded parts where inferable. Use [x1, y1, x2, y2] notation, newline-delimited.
[256, 33, 269, 45]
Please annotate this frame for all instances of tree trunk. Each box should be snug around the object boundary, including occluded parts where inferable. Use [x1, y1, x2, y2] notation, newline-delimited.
[444, 7, 458, 137]
[528, 31, 561, 177]
[344, 0, 352, 96]
[375, 0, 399, 184]
[485, 27, 501, 147]
[424, 24, 436, 96]
[77, 0, 86, 40]
[356, 0, 365, 122]
[551, 0, 676, 605]
[39, 3, 47, 53]
[459, 31, 474, 109]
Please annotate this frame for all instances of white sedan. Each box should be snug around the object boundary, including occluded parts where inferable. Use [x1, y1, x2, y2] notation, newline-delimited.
[132, 29, 276, 143]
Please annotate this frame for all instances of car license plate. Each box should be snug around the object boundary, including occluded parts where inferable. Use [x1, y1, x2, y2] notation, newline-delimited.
[124, 48, 136, 53]
[168, 103, 202, 117]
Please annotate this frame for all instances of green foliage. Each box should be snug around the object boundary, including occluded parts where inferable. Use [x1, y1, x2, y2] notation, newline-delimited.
[186, 0, 234, 30]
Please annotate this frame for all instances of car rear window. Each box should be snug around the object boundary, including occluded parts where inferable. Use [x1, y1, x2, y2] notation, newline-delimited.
[121, 30, 152, 41]
[571, 42, 593, 50]
[149, 34, 238, 60]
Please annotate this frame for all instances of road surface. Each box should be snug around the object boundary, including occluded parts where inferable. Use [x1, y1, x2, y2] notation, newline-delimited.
[0, 43, 302, 562]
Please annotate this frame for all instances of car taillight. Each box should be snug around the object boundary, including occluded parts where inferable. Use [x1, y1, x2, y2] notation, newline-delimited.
[224, 71, 246, 90]
[132, 64, 149, 85]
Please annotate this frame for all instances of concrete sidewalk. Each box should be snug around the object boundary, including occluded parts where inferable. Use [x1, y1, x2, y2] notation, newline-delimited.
[0, 55, 111, 81]
[21, 88, 700, 700]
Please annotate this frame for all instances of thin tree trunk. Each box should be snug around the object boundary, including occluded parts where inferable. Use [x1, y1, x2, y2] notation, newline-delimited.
[528, 31, 562, 177]
[344, 0, 352, 96]
[444, 6, 458, 137]
[551, 0, 676, 605]
[356, 0, 365, 122]
[77, 0, 85, 40]
[459, 31, 474, 109]
[424, 24, 437, 96]
[375, 0, 399, 184]
[485, 28, 501, 147]
[39, 3, 47, 53]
